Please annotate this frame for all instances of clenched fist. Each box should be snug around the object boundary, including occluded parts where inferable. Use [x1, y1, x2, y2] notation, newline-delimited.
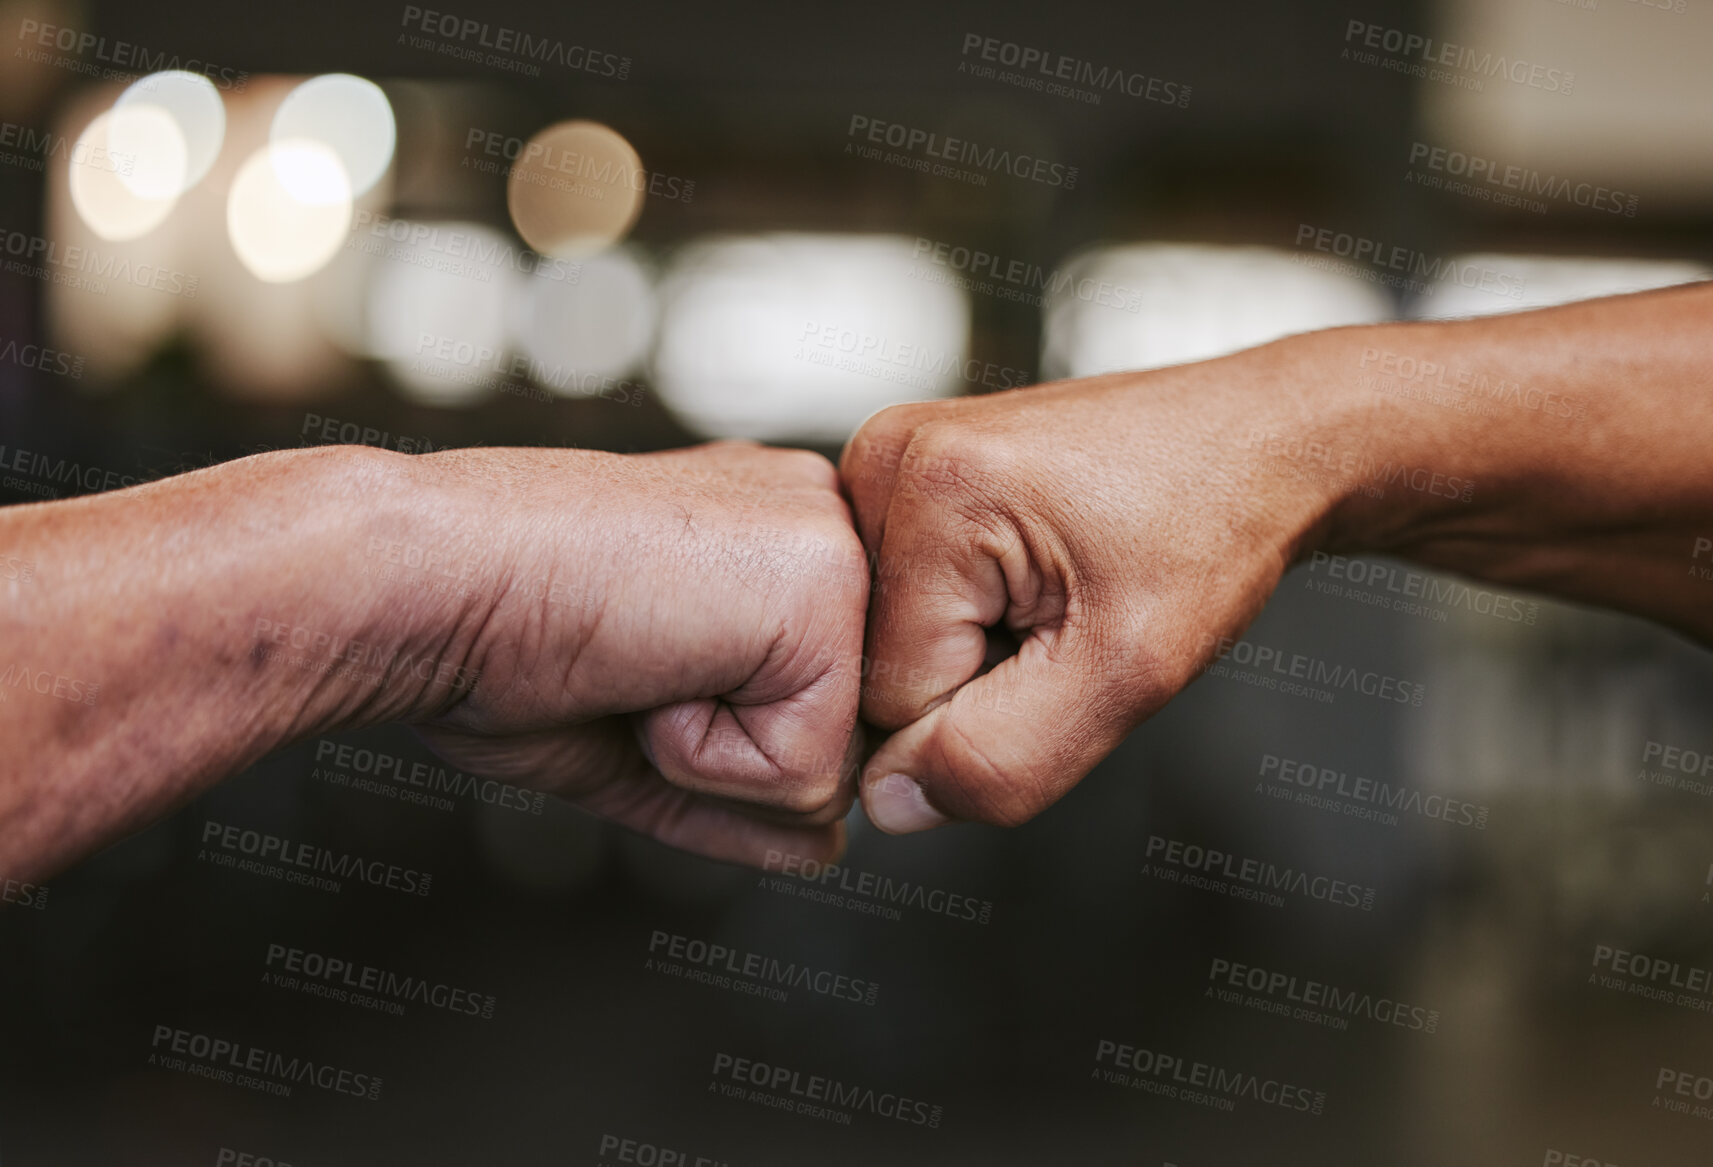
[838, 358, 1341, 833]
[414, 441, 870, 866]
[842, 285, 1713, 835]
[0, 440, 870, 878]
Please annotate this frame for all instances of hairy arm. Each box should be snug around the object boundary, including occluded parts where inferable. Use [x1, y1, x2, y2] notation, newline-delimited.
[0, 442, 867, 882]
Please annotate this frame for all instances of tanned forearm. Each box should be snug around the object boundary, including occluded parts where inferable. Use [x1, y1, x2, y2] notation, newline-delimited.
[1299, 279, 1713, 642]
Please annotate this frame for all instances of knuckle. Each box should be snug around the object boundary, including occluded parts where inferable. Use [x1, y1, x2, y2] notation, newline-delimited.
[841, 403, 931, 481]
[771, 753, 848, 815]
[780, 447, 839, 490]
[780, 518, 869, 605]
[896, 422, 1019, 507]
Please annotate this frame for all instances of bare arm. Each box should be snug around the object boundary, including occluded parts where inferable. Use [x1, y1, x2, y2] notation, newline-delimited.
[1321, 281, 1713, 640]
[1, 442, 869, 883]
[841, 281, 1713, 832]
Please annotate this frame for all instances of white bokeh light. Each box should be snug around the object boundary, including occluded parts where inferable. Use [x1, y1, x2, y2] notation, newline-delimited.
[1040, 243, 1394, 380]
[363, 221, 514, 407]
[651, 234, 970, 442]
[226, 140, 353, 283]
[510, 247, 655, 395]
[68, 109, 183, 241]
[1407, 254, 1712, 320]
[104, 103, 189, 201]
[114, 70, 225, 195]
[270, 74, 396, 198]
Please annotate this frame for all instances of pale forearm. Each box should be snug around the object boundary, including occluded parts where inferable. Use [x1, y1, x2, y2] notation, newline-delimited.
[0, 445, 477, 881]
[1, 440, 867, 879]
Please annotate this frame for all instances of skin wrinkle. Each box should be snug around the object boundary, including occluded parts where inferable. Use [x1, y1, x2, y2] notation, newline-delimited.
[1, 441, 868, 880]
[846, 283, 1713, 835]
[8, 284, 1713, 870]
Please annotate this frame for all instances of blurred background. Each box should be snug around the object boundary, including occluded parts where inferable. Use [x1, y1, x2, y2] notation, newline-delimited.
[3, 0, 1713, 1162]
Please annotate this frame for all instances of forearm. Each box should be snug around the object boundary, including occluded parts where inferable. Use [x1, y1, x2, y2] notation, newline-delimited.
[0, 445, 483, 882]
[1281, 281, 1713, 641]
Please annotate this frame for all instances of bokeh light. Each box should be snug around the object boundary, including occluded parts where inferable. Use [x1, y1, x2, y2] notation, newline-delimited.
[270, 73, 396, 198]
[651, 234, 969, 442]
[1040, 243, 1393, 380]
[1407, 254, 1713, 320]
[363, 220, 514, 407]
[68, 108, 183, 241]
[226, 140, 353, 283]
[506, 120, 644, 259]
[114, 70, 225, 195]
[510, 246, 655, 394]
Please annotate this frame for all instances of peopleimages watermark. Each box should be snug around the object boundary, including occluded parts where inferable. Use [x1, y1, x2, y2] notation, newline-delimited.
[149, 1024, 381, 1101]
[1589, 943, 1713, 1016]
[1258, 752, 1490, 830]
[1690, 537, 1713, 583]
[907, 237, 1141, 313]
[1, 873, 48, 910]
[311, 739, 546, 816]
[1143, 833, 1379, 911]
[1540, 1154, 1618, 1167]
[1637, 739, 1713, 797]
[956, 32, 1191, 108]
[1405, 141, 1637, 218]
[1292, 222, 1526, 300]
[1303, 551, 1540, 628]
[252, 617, 481, 694]
[397, 6, 631, 80]
[1356, 345, 1586, 422]
[15, 19, 248, 89]
[463, 128, 696, 204]
[1092, 1038, 1327, 1115]
[596, 1133, 730, 1167]
[0, 554, 35, 585]
[645, 929, 879, 1006]
[761, 850, 995, 925]
[215, 1147, 294, 1167]
[0, 335, 84, 379]
[0, 442, 146, 500]
[795, 320, 1031, 393]
[1341, 19, 1575, 95]
[300, 412, 446, 454]
[1199, 633, 1428, 707]
[263, 941, 497, 1020]
[845, 115, 1078, 189]
[1241, 427, 1476, 506]
[0, 120, 133, 177]
[1653, 1066, 1713, 1122]
[346, 210, 581, 284]
[0, 226, 200, 298]
[1207, 956, 1442, 1034]
[709, 1052, 944, 1128]
[0, 661, 99, 706]
[409, 332, 647, 407]
[361, 533, 488, 604]
[199, 819, 434, 897]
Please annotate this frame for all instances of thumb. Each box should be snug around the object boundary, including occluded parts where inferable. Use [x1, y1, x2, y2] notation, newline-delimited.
[859, 629, 1141, 833]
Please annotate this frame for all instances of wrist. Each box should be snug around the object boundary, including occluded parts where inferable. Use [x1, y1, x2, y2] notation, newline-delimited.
[246, 444, 489, 742]
[1258, 322, 1480, 559]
